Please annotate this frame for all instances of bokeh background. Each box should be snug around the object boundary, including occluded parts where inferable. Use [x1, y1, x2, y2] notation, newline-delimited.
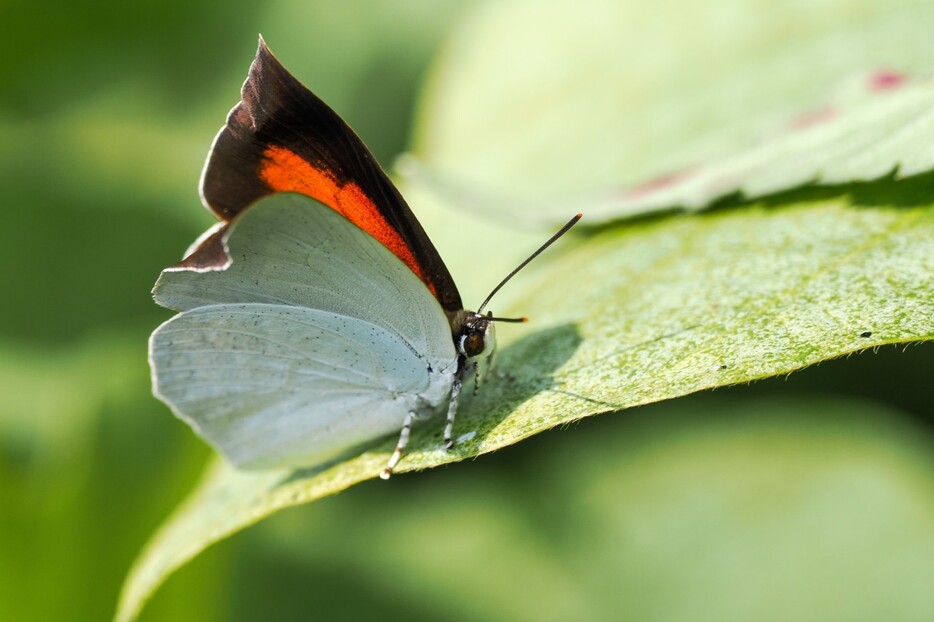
[2, 1, 932, 621]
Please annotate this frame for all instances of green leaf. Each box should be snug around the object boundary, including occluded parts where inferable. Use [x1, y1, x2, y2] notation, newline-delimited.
[252, 396, 934, 621]
[407, 0, 934, 223]
[118, 178, 934, 621]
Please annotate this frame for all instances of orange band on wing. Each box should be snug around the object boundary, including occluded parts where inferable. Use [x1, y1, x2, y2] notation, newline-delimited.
[259, 145, 433, 292]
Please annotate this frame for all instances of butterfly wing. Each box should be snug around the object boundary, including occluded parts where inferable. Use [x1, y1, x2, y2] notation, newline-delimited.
[151, 303, 454, 469]
[196, 37, 462, 312]
[150, 194, 458, 469]
[155, 193, 456, 372]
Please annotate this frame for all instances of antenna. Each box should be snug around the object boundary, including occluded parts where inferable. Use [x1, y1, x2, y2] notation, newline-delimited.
[486, 315, 528, 323]
[476, 213, 582, 316]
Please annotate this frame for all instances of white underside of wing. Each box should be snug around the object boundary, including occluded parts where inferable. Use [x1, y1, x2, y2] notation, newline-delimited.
[153, 193, 456, 375]
[150, 303, 457, 470]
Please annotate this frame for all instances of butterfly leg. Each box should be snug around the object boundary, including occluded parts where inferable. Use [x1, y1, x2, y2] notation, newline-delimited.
[380, 411, 416, 480]
[443, 374, 463, 450]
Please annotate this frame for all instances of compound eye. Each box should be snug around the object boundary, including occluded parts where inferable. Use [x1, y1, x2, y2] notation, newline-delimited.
[461, 333, 485, 358]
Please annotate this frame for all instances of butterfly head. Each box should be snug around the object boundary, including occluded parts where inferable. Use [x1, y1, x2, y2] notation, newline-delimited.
[456, 312, 496, 361]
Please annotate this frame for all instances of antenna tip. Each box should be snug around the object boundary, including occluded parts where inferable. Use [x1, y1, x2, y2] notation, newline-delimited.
[575, 213, 583, 219]
[521, 316, 529, 323]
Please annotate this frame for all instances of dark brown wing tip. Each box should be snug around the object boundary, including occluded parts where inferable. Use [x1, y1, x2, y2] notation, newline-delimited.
[249, 36, 297, 100]
[254, 35, 284, 71]
[239, 36, 281, 129]
[252, 35, 276, 86]
[199, 37, 296, 221]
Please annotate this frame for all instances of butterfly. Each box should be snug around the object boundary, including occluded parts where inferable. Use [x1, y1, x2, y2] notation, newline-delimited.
[149, 38, 580, 479]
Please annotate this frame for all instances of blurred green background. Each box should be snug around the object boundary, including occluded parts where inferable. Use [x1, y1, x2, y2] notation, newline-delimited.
[1, 1, 932, 621]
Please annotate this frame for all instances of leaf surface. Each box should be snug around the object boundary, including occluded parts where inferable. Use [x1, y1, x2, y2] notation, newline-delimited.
[118, 181, 934, 621]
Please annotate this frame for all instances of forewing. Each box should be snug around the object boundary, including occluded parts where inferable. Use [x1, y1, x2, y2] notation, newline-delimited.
[154, 193, 456, 375]
[150, 303, 455, 469]
[197, 38, 461, 311]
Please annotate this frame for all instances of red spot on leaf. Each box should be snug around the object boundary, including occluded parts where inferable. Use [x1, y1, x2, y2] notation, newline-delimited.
[869, 71, 906, 92]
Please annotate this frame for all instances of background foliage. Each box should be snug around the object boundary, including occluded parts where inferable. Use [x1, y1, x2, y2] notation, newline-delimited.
[1, 1, 932, 621]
